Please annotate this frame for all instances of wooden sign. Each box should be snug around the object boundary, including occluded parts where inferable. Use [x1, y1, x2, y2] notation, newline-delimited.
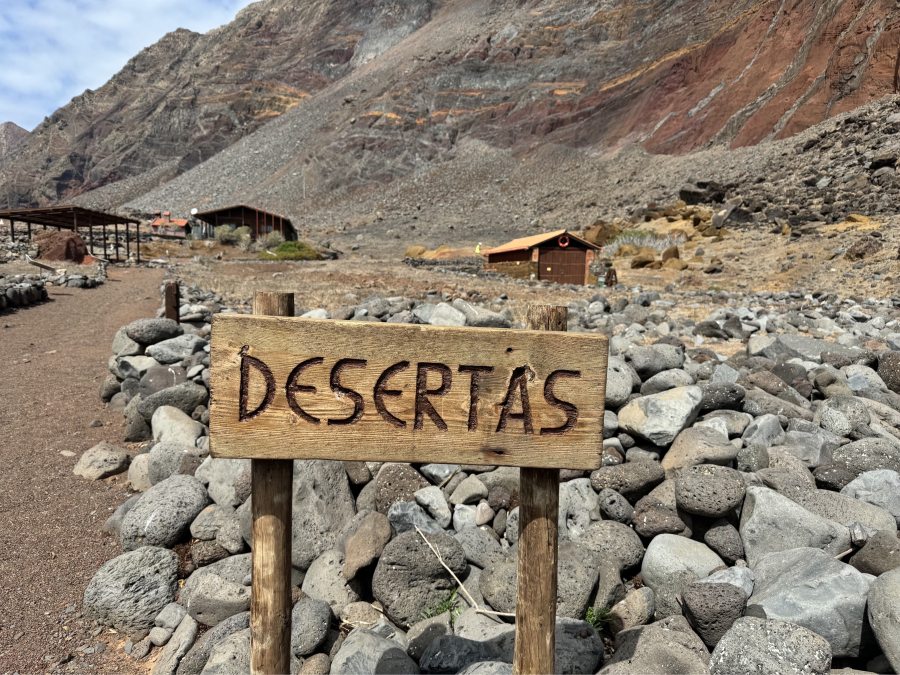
[210, 314, 608, 470]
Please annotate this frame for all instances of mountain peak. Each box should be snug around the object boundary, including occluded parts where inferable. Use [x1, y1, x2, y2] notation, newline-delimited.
[0, 121, 28, 163]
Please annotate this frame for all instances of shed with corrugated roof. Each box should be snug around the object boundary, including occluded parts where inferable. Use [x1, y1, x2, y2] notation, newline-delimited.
[485, 230, 600, 285]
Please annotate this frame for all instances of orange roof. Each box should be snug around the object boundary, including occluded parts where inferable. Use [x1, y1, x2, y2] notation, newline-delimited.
[151, 217, 189, 228]
[485, 229, 599, 255]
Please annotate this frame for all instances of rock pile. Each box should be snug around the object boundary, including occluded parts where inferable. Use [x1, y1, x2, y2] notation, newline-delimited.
[0, 274, 49, 310]
[78, 280, 900, 674]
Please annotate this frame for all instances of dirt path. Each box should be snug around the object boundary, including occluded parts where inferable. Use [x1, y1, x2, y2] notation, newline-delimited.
[0, 266, 164, 674]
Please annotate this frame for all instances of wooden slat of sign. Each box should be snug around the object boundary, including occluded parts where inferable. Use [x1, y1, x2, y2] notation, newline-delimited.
[209, 315, 608, 469]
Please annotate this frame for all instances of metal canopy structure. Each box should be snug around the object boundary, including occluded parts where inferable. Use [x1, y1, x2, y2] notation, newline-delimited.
[194, 204, 297, 241]
[0, 206, 142, 263]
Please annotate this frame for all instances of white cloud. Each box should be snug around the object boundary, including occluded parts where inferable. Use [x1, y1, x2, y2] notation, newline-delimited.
[0, 0, 257, 130]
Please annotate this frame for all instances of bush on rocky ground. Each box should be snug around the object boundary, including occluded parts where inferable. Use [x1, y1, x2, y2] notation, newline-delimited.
[258, 240, 324, 261]
[75, 278, 900, 674]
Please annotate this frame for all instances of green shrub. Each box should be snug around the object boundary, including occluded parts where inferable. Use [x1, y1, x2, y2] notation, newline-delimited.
[585, 606, 612, 632]
[214, 225, 252, 249]
[262, 230, 285, 249]
[257, 240, 323, 261]
[214, 225, 238, 245]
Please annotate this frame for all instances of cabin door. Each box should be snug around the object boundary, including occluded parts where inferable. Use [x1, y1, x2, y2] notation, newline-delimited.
[538, 248, 586, 285]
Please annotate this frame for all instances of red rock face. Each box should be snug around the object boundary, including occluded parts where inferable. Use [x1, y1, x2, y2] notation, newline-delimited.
[2, 0, 898, 208]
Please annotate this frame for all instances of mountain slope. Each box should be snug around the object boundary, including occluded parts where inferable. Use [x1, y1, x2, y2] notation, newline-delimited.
[113, 0, 898, 221]
[4, 0, 900, 223]
[0, 0, 434, 207]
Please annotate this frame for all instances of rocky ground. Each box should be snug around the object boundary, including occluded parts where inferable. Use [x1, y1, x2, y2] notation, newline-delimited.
[55, 265, 900, 675]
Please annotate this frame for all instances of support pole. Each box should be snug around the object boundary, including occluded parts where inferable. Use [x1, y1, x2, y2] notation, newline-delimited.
[9, 219, 13, 240]
[136, 223, 141, 264]
[164, 281, 180, 321]
[513, 304, 566, 675]
[89, 214, 94, 256]
[102, 223, 106, 258]
[250, 291, 294, 675]
[126, 221, 130, 260]
[114, 222, 120, 262]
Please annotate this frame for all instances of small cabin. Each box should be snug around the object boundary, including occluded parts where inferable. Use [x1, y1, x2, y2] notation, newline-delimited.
[194, 204, 298, 241]
[150, 211, 190, 237]
[485, 230, 600, 285]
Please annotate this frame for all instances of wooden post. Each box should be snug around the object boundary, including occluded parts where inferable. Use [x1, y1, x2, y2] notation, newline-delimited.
[513, 305, 566, 675]
[250, 291, 294, 675]
[114, 222, 120, 262]
[136, 224, 141, 264]
[164, 281, 180, 322]
[102, 222, 106, 258]
[125, 221, 130, 260]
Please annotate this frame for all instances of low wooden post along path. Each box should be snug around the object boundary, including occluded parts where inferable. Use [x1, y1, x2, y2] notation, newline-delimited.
[210, 293, 608, 675]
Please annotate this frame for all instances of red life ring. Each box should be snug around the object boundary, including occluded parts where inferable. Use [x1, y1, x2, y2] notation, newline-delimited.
[558, 235, 570, 248]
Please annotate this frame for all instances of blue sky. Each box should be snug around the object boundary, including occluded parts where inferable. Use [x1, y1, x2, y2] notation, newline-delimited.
[0, 0, 257, 131]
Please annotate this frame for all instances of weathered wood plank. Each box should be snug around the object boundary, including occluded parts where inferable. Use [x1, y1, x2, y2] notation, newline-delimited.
[513, 305, 564, 675]
[209, 314, 608, 469]
[249, 292, 293, 675]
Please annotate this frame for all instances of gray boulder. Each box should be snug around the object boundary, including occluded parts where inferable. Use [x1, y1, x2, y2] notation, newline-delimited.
[139, 381, 209, 420]
[709, 617, 831, 675]
[428, 303, 466, 327]
[120, 474, 209, 551]
[674, 465, 745, 517]
[617, 386, 703, 447]
[103, 494, 142, 537]
[126, 318, 184, 345]
[118, 355, 162, 380]
[662, 426, 738, 474]
[195, 457, 250, 507]
[148, 442, 201, 485]
[842, 470, 900, 526]
[388, 501, 443, 535]
[180, 555, 250, 609]
[739, 487, 851, 566]
[140, 365, 187, 397]
[629, 344, 685, 380]
[816, 395, 871, 437]
[331, 628, 420, 675]
[749, 547, 871, 657]
[183, 573, 250, 626]
[74, 441, 131, 480]
[559, 478, 602, 539]
[372, 531, 466, 628]
[199, 627, 250, 674]
[175, 611, 249, 675]
[83, 547, 179, 633]
[190, 505, 235, 541]
[291, 598, 332, 657]
[599, 615, 709, 675]
[833, 438, 900, 475]
[290, 460, 357, 570]
[696, 566, 754, 598]
[868, 566, 900, 673]
[152, 614, 199, 675]
[419, 635, 502, 674]
[590, 462, 665, 502]
[606, 357, 635, 408]
[146, 334, 206, 365]
[741, 414, 785, 448]
[850, 530, 900, 575]
[641, 534, 724, 617]
[576, 520, 645, 572]
[790, 489, 897, 535]
[414, 486, 452, 528]
[302, 549, 361, 615]
[640, 369, 695, 396]
[152, 406, 206, 446]
[406, 613, 453, 661]
[681, 582, 747, 648]
[113, 326, 143, 356]
[455, 527, 504, 569]
[451, 299, 510, 328]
